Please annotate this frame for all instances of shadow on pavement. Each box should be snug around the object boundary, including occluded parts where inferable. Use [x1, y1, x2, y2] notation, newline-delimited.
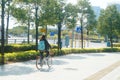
[64, 67, 78, 71]
[85, 53, 106, 57]
[0, 59, 69, 75]
[0, 63, 36, 76]
[59, 54, 86, 60]
[52, 59, 69, 65]
[22, 60, 36, 65]
[39, 67, 55, 72]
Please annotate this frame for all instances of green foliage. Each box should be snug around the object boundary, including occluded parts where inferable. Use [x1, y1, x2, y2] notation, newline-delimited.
[64, 3, 78, 29]
[113, 43, 120, 47]
[77, 0, 97, 31]
[0, 44, 57, 53]
[0, 44, 36, 53]
[1, 47, 120, 64]
[9, 26, 28, 36]
[97, 4, 120, 48]
[5, 53, 17, 62]
[4, 50, 38, 62]
[39, 0, 60, 26]
[101, 48, 120, 52]
[97, 5, 120, 37]
[71, 48, 102, 53]
[15, 51, 38, 61]
[0, 55, 2, 64]
[10, 7, 28, 23]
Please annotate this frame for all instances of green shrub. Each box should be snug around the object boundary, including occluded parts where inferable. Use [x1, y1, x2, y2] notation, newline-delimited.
[11, 44, 36, 52]
[0, 54, 2, 64]
[113, 43, 120, 47]
[0, 44, 57, 53]
[101, 48, 120, 52]
[0, 47, 120, 64]
[0, 44, 36, 53]
[5, 53, 17, 61]
[3, 50, 38, 62]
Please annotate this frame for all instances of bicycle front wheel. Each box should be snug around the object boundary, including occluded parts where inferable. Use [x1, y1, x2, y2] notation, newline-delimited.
[36, 56, 43, 70]
[46, 56, 52, 68]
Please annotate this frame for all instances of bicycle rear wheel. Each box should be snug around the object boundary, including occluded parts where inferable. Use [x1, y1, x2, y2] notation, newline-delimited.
[36, 56, 43, 70]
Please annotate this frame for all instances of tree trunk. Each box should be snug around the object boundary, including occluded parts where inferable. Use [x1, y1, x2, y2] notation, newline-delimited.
[110, 36, 113, 48]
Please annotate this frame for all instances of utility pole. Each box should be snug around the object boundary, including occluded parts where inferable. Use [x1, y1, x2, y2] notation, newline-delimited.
[1, 0, 5, 64]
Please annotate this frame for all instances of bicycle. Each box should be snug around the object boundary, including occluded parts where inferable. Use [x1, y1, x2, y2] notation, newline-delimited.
[36, 50, 53, 70]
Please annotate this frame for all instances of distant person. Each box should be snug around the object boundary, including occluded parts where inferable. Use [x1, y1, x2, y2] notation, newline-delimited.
[38, 35, 51, 62]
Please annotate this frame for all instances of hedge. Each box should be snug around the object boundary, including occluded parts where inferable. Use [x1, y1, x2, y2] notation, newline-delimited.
[0, 47, 120, 64]
[113, 43, 120, 47]
[0, 44, 57, 53]
[0, 43, 119, 53]
[0, 44, 36, 53]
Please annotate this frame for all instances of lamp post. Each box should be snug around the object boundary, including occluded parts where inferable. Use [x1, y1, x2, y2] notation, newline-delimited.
[1, 0, 5, 64]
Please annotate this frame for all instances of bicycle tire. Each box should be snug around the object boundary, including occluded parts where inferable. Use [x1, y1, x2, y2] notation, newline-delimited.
[36, 56, 43, 70]
[46, 56, 52, 68]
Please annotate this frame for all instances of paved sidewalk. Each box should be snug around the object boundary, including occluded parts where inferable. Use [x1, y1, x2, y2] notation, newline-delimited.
[0, 52, 120, 80]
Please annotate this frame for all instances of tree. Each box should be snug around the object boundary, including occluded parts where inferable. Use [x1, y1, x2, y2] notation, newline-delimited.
[38, 0, 60, 35]
[10, 0, 67, 51]
[77, 0, 96, 48]
[10, 7, 28, 23]
[5, 0, 12, 44]
[10, 0, 36, 44]
[9, 26, 27, 36]
[56, 0, 66, 52]
[1, 0, 5, 64]
[64, 3, 78, 48]
[97, 4, 120, 48]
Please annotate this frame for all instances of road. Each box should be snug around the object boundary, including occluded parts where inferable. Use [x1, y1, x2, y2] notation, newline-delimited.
[0, 52, 120, 80]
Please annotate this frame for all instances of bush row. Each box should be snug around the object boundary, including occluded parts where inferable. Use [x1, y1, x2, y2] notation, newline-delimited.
[113, 43, 120, 47]
[0, 44, 36, 53]
[0, 47, 120, 64]
[0, 43, 119, 53]
[0, 44, 58, 53]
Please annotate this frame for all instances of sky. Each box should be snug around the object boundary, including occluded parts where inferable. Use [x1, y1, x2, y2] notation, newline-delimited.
[67, 0, 120, 9]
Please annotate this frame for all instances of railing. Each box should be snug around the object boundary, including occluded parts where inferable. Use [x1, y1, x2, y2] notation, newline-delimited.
[8, 39, 35, 44]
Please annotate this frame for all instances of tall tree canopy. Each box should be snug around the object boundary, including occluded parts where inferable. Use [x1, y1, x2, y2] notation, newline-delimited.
[97, 4, 120, 47]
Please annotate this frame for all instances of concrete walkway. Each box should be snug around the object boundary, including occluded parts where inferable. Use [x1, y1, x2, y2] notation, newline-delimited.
[0, 52, 120, 80]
